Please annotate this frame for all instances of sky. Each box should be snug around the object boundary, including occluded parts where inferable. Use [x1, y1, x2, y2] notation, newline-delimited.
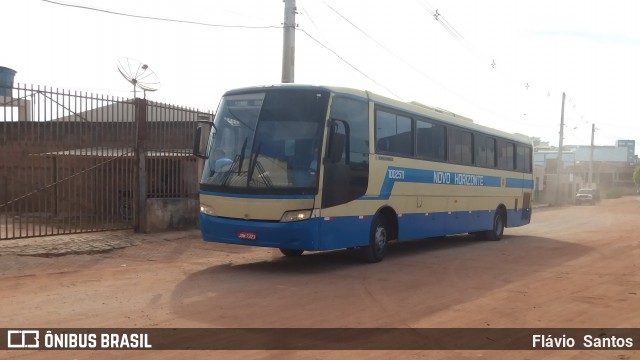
[3, 0, 640, 151]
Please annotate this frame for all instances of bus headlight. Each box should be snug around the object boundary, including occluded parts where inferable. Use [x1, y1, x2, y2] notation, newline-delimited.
[200, 204, 215, 216]
[280, 209, 319, 222]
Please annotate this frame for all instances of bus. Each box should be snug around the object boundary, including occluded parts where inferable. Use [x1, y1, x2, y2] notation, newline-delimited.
[193, 84, 533, 262]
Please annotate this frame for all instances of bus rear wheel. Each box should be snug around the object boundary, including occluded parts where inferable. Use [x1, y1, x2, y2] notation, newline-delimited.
[485, 210, 505, 241]
[363, 215, 388, 263]
[279, 248, 304, 257]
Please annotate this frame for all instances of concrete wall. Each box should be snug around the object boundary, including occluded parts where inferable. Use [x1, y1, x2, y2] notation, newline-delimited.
[144, 198, 199, 233]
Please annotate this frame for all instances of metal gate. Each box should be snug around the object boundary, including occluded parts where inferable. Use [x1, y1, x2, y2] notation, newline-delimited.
[0, 84, 206, 240]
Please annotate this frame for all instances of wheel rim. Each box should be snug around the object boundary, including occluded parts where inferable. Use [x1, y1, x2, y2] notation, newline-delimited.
[374, 224, 387, 254]
[495, 215, 504, 237]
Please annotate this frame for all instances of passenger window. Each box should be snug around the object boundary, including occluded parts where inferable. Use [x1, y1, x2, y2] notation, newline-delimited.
[475, 136, 496, 167]
[375, 109, 413, 157]
[448, 128, 473, 165]
[498, 141, 515, 170]
[486, 138, 496, 167]
[516, 145, 532, 172]
[416, 119, 446, 161]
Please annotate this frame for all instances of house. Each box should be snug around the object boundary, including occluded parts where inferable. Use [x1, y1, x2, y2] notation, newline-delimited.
[533, 140, 637, 204]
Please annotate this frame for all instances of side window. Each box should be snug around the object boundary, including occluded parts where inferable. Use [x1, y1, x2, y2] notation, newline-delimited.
[375, 109, 413, 157]
[475, 136, 496, 168]
[330, 96, 370, 165]
[498, 140, 515, 170]
[516, 144, 532, 172]
[375, 110, 396, 153]
[448, 128, 473, 165]
[486, 138, 496, 168]
[416, 118, 446, 161]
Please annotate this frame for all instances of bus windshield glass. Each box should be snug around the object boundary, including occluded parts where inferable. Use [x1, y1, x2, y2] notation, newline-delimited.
[200, 89, 330, 195]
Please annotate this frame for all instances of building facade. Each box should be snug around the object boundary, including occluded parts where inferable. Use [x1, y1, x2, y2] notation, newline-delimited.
[533, 140, 637, 204]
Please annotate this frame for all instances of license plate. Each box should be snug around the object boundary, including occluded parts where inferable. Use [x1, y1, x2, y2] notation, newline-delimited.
[237, 231, 257, 241]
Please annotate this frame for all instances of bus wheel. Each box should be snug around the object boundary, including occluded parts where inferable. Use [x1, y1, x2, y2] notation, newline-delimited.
[279, 248, 304, 257]
[486, 211, 505, 241]
[363, 216, 388, 263]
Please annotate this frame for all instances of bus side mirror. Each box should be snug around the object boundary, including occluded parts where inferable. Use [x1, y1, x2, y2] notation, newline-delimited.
[193, 120, 215, 159]
[326, 119, 350, 164]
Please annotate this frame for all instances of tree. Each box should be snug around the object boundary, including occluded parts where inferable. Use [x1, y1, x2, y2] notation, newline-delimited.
[634, 166, 640, 187]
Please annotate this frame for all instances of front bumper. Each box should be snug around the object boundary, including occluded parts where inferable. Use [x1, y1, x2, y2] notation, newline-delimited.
[200, 213, 323, 250]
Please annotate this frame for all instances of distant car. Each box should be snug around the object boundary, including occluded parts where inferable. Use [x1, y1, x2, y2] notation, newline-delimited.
[575, 188, 598, 205]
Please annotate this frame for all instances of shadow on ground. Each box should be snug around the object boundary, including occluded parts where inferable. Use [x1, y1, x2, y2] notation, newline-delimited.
[169, 234, 592, 326]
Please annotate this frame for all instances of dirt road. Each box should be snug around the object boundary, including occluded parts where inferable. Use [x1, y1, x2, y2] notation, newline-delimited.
[2, 197, 639, 359]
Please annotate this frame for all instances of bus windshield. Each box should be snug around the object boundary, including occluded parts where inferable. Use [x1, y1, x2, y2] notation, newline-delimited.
[200, 89, 330, 195]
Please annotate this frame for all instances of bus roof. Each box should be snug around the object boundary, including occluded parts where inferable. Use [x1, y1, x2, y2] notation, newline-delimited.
[224, 84, 532, 145]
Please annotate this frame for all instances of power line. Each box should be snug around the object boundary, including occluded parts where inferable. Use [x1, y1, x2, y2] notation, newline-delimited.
[437, 14, 465, 41]
[319, 3, 477, 106]
[41, 0, 283, 29]
[412, 1, 598, 137]
[415, 0, 465, 43]
[43, 0, 623, 143]
[318, 2, 534, 128]
[43, 0, 398, 99]
[296, 28, 401, 99]
[321, 0, 442, 82]
[321, 1, 387, 47]
[415, 2, 547, 104]
[298, 0, 334, 48]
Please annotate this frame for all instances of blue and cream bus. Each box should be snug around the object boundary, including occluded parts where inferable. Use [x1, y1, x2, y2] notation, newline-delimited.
[193, 84, 533, 262]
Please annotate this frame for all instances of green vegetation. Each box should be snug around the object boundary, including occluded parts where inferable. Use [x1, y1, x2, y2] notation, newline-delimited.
[634, 166, 640, 186]
[605, 187, 624, 199]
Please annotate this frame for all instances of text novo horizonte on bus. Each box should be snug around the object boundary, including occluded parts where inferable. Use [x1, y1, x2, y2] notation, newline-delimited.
[433, 171, 484, 186]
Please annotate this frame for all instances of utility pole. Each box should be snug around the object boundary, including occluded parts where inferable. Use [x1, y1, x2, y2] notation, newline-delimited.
[555, 92, 566, 204]
[588, 123, 595, 188]
[281, 0, 296, 83]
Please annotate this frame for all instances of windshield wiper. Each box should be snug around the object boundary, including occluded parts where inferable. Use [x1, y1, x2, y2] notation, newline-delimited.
[237, 136, 248, 175]
[247, 142, 273, 188]
[221, 136, 248, 187]
[246, 142, 260, 187]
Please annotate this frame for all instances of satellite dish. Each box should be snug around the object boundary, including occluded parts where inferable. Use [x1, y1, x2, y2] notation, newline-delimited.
[116, 57, 161, 99]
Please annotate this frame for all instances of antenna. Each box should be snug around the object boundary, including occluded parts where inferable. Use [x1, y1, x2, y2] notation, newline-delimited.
[116, 57, 161, 99]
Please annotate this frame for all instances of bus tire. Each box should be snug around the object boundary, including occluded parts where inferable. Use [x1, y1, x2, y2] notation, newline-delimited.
[363, 215, 389, 263]
[485, 210, 505, 241]
[279, 248, 304, 257]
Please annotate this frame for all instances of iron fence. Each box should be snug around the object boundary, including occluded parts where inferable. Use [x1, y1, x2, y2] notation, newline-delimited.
[0, 84, 210, 240]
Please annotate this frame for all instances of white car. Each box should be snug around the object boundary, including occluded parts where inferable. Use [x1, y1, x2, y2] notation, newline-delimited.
[575, 188, 597, 205]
